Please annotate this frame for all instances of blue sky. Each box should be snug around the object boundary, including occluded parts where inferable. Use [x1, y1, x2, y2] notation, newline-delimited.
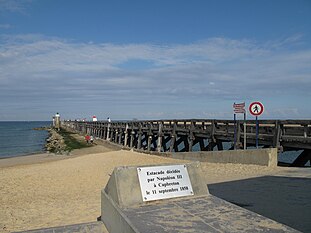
[0, 0, 310, 121]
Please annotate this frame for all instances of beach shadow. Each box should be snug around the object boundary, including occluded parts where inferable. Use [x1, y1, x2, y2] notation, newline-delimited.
[209, 176, 311, 233]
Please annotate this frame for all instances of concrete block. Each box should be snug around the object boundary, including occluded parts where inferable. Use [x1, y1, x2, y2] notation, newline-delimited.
[101, 161, 299, 232]
[171, 148, 278, 167]
[103, 161, 208, 208]
[101, 162, 209, 233]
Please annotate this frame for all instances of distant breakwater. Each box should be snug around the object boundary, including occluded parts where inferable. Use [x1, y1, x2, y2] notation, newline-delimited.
[39, 127, 90, 154]
[44, 128, 67, 154]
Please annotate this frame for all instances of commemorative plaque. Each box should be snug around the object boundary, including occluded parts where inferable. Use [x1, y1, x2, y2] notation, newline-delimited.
[137, 164, 194, 202]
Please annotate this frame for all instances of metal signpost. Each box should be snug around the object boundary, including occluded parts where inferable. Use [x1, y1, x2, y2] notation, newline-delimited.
[249, 102, 264, 148]
[233, 102, 246, 149]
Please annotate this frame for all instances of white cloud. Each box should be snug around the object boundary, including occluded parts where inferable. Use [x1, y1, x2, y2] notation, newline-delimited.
[0, 34, 310, 120]
[0, 0, 32, 14]
[0, 24, 11, 29]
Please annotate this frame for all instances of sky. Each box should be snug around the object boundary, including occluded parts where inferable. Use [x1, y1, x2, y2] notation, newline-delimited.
[0, 0, 310, 121]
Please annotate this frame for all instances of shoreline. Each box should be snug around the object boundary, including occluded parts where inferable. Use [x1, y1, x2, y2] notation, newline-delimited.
[0, 152, 68, 168]
[0, 150, 47, 160]
[0, 137, 121, 169]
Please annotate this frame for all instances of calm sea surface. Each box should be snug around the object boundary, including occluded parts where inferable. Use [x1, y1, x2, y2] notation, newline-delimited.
[0, 121, 50, 158]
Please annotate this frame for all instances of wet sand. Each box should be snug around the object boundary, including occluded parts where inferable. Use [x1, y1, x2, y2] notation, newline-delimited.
[0, 144, 310, 233]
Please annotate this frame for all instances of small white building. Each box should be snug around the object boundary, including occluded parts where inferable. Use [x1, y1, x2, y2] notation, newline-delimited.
[54, 112, 61, 130]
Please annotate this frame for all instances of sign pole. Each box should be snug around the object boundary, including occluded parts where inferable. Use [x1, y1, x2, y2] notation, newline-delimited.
[244, 112, 246, 150]
[233, 102, 246, 150]
[255, 116, 259, 148]
[249, 101, 264, 149]
[233, 113, 237, 149]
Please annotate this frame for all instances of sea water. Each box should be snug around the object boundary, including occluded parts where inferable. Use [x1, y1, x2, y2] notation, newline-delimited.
[0, 121, 50, 158]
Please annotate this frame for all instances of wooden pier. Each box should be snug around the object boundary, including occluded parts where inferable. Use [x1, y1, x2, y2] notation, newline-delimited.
[63, 119, 311, 166]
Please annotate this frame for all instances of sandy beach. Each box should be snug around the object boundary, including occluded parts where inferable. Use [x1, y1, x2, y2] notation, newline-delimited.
[1, 143, 310, 233]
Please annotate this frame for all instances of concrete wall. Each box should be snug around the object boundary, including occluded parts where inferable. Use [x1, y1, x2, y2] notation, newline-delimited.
[91, 139, 278, 167]
[170, 148, 278, 167]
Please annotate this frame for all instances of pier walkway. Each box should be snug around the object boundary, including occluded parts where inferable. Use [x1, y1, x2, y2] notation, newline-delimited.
[63, 119, 311, 166]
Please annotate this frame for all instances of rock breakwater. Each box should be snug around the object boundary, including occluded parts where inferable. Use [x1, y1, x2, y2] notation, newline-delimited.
[45, 128, 67, 154]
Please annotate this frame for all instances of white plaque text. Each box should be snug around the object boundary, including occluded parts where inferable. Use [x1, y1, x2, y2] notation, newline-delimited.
[137, 164, 194, 202]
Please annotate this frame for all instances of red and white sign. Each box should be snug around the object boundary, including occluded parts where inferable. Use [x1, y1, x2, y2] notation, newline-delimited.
[249, 102, 264, 116]
[92, 116, 98, 122]
[233, 102, 245, 114]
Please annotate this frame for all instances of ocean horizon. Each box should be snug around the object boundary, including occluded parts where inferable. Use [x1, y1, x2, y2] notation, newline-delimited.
[0, 121, 50, 159]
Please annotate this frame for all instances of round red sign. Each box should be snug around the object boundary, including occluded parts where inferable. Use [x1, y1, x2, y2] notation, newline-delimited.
[249, 102, 264, 116]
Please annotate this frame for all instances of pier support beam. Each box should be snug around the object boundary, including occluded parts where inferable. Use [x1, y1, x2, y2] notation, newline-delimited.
[188, 122, 195, 152]
[157, 123, 163, 152]
[169, 135, 176, 152]
[137, 132, 142, 149]
[124, 124, 129, 147]
[130, 130, 135, 148]
[147, 134, 152, 151]
[235, 121, 242, 149]
[114, 130, 118, 143]
[106, 124, 111, 141]
[118, 130, 122, 145]
[217, 140, 224, 151]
